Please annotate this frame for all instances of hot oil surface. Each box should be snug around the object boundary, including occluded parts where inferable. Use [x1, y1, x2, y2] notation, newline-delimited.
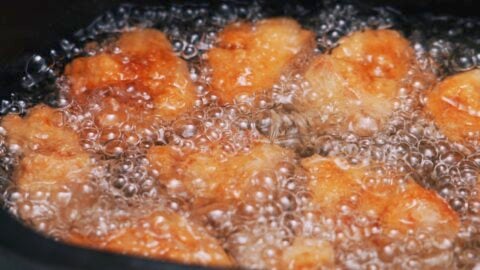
[0, 1, 480, 269]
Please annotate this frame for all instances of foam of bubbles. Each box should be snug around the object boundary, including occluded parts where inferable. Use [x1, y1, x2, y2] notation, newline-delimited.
[1, 1, 480, 269]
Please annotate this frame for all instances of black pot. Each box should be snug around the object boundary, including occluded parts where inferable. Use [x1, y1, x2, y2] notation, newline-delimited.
[0, 1, 478, 269]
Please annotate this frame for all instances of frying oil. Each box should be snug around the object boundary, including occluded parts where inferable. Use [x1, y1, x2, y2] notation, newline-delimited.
[1, 1, 480, 269]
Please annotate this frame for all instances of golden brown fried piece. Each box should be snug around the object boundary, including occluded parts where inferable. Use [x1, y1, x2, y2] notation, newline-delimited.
[68, 211, 233, 267]
[65, 28, 196, 122]
[425, 69, 480, 142]
[12, 153, 90, 193]
[1, 105, 82, 155]
[281, 237, 335, 270]
[1, 105, 91, 193]
[380, 182, 460, 237]
[147, 141, 296, 206]
[300, 155, 364, 215]
[145, 145, 180, 178]
[225, 224, 335, 270]
[206, 18, 315, 104]
[2, 107, 230, 267]
[301, 155, 460, 238]
[297, 29, 416, 136]
[331, 29, 413, 84]
[148, 142, 338, 269]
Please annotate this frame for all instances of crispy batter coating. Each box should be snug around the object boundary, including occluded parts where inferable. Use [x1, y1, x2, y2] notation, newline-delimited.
[301, 155, 459, 238]
[13, 153, 90, 193]
[2, 106, 231, 267]
[1, 105, 82, 155]
[281, 237, 335, 270]
[182, 142, 293, 205]
[300, 155, 364, 215]
[1, 105, 90, 192]
[331, 29, 414, 84]
[65, 54, 123, 94]
[226, 225, 335, 270]
[145, 145, 180, 178]
[297, 29, 415, 136]
[147, 141, 296, 206]
[381, 182, 460, 237]
[68, 211, 233, 267]
[65, 28, 196, 121]
[425, 69, 480, 142]
[206, 18, 315, 104]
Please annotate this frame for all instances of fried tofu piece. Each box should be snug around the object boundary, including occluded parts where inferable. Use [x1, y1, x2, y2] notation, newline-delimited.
[206, 18, 315, 104]
[1, 105, 91, 193]
[68, 211, 233, 267]
[301, 155, 459, 238]
[65, 28, 196, 122]
[147, 142, 296, 206]
[297, 29, 416, 136]
[424, 69, 480, 142]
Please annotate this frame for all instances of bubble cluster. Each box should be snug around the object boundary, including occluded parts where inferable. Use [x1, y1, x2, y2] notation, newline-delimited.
[1, 0, 480, 269]
[408, 15, 480, 77]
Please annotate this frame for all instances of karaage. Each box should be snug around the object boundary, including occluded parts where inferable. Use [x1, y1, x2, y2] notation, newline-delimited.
[147, 141, 296, 206]
[296, 29, 416, 136]
[1, 105, 91, 193]
[424, 69, 480, 142]
[206, 18, 315, 104]
[68, 211, 233, 267]
[65, 28, 196, 125]
[301, 155, 459, 238]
